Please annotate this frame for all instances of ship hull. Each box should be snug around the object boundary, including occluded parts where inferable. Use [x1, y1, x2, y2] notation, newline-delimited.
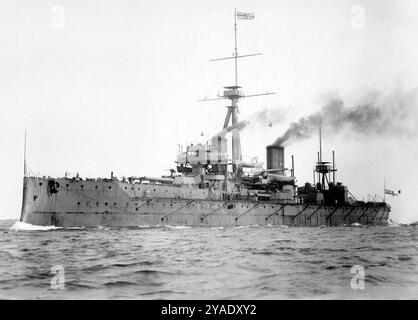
[20, 177, 390, 227]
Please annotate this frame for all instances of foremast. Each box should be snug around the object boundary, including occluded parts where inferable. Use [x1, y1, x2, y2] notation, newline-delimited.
[201, 9, 275, 179]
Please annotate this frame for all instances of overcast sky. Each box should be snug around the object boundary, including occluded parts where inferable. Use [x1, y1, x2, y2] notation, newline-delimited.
[1, 0, 417, 222]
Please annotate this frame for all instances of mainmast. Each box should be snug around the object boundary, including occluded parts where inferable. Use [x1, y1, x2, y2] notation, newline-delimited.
[319, 118, 322, 163]
[315, 119, 337, 190]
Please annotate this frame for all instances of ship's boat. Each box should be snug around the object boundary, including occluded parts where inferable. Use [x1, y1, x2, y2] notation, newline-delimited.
[19, 11, 390, 227]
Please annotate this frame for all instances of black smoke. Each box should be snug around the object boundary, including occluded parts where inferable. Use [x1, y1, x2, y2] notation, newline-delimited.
[273, 89, 418, 146]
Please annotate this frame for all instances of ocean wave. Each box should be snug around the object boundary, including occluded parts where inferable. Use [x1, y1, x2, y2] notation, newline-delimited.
[139, 290, 182, 296]
[9, 221, 62, 231]
[398, 254, 412, 261]
[233, 226, 251, 229]
[132, 269, 182, 276]
[164, 225, 191, 229]
[388, 221, 401, 227]
[252, 250, 275, 256]
[104, 280, 138, 287]
[95, 226, 110, 230]
[350, 223, 362, 227]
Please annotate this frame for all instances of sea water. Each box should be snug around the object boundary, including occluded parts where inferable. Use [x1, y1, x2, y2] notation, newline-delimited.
[0, 219, 417, 299]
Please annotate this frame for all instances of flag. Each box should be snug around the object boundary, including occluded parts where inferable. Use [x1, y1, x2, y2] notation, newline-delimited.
[237, 12, 255, 20]
[385, 189, 394, 195]
[385, 189, 400, 196]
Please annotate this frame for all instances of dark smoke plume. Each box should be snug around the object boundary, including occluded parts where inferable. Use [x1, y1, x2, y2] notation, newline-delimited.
[273, 89, 418, 146]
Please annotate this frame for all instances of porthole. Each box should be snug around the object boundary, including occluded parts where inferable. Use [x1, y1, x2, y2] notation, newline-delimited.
[108, 186, 112, 190]
[138, 188, 140, 191]
[66, 184, 69, 187]
[77, 202, 80, 206]
[125, 187, 127, 190]
[96, 202, 99, 206]
[33, 196, 38, 201]
[39, 182, 43, 186]
[81, 185, 84, 189]
[153, 189, 156, 192]
[114, 202, 117, 206]
[95, 186, 98, 189]
[105, 202, 108, 206]
[131, 187, 134, 190]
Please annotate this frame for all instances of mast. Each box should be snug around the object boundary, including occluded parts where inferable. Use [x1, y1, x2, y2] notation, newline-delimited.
[199, 10, 275, 179]
[234, 9, 238, 86]
[319, 118, 322, 163]
[228, 9, 242, 164]
[24, 129, 27, 177]
[314, 119, 336, 190]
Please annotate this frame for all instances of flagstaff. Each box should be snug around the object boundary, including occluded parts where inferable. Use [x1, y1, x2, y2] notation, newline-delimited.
[24, 129, 27, 177]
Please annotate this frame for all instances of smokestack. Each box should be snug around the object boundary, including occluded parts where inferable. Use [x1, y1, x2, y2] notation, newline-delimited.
[266, 145, 285, 174]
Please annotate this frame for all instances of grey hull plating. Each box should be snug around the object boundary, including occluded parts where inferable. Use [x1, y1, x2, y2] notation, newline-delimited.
[20, 177, 390, 228]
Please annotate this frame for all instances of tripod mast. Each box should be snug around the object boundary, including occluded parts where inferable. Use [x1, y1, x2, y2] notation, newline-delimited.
[199, 10, 275, 174]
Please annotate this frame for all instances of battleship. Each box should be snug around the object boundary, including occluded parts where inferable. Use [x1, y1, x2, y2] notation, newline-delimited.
[20, 11, 390, 228]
